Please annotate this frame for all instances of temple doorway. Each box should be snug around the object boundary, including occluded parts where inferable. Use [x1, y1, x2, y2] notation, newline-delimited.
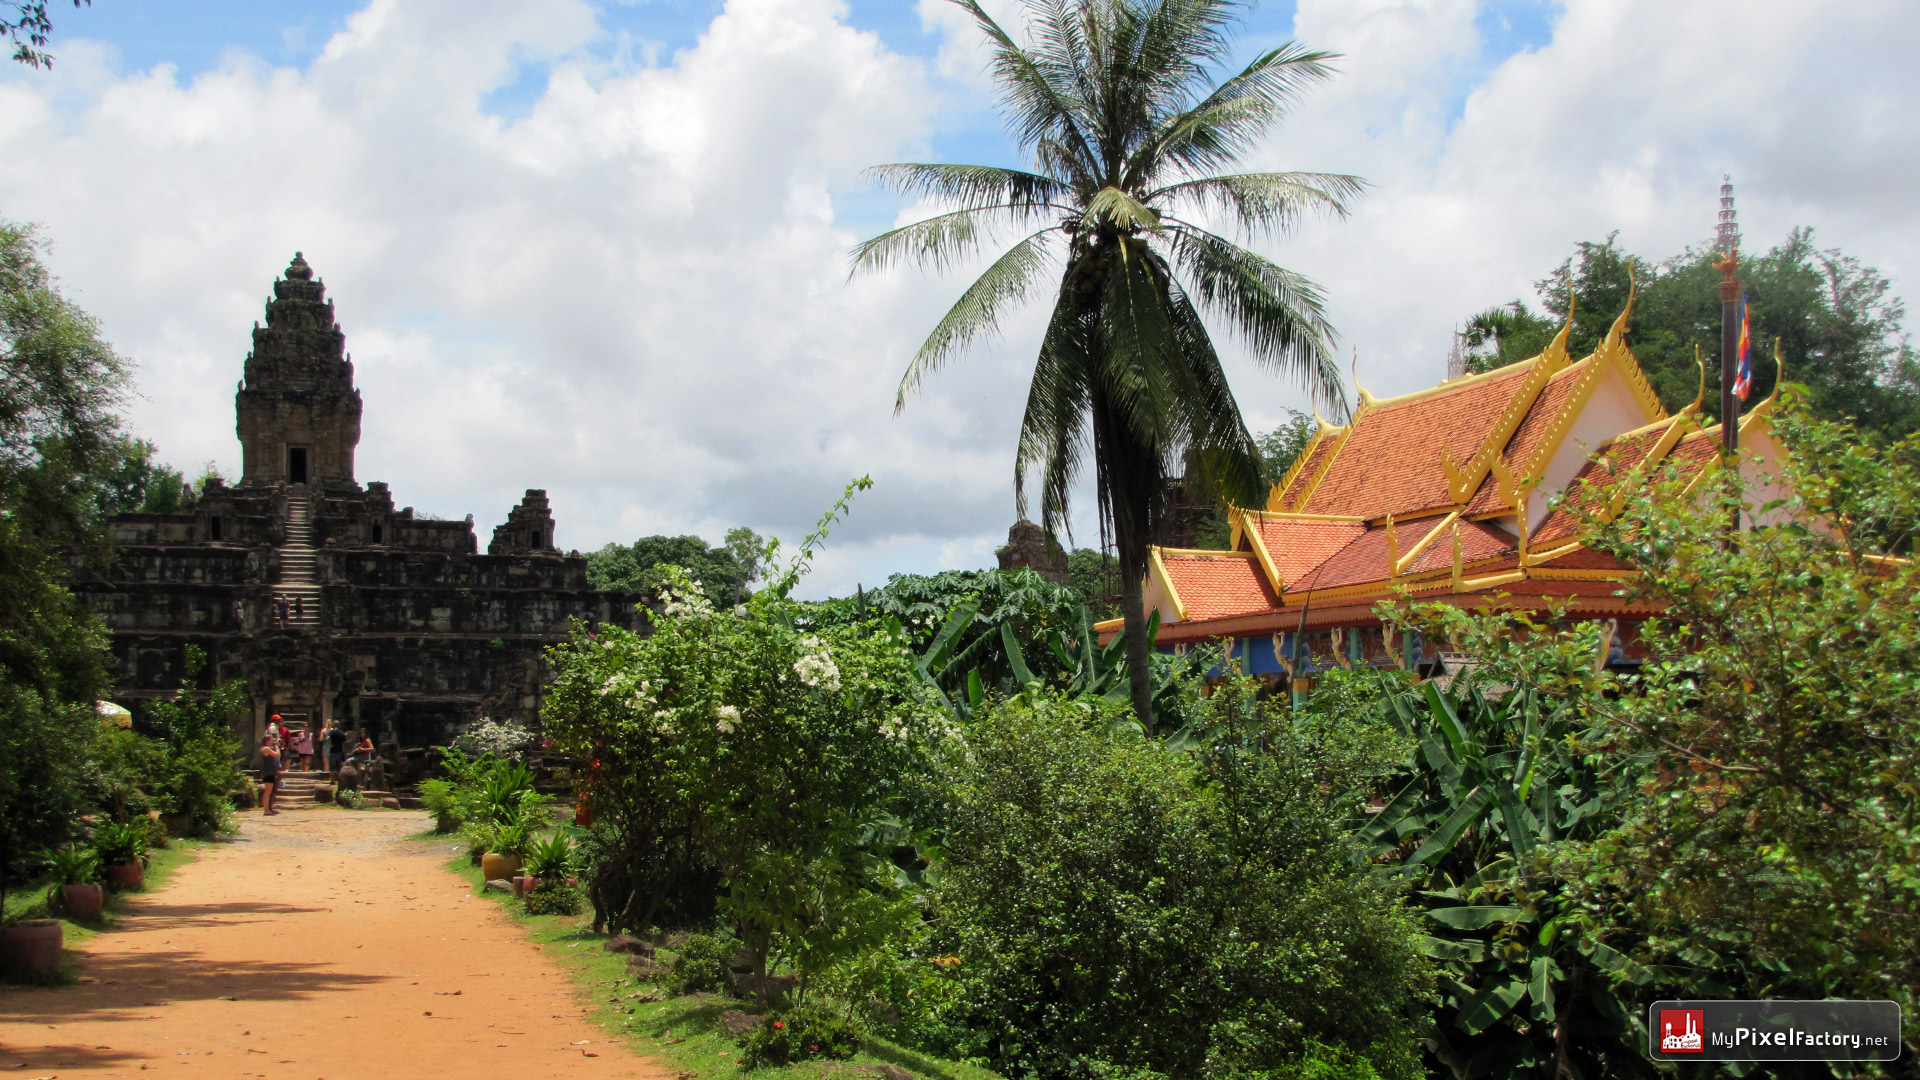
[288, 446, 309, 484]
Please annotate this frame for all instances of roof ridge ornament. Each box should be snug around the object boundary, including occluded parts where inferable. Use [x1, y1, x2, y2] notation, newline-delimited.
[1352, 348, 1379, 412]
[1603, 269, 1637, 352]
[1541, 288, 1575, 373]
[1686, 345, 1707, 415]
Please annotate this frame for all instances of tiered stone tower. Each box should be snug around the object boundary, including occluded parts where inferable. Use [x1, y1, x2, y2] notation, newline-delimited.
[76, 254, 651, 775]
[237, 253, 363, 489]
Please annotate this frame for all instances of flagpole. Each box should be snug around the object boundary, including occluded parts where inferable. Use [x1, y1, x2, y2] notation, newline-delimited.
[1714, 176, 1740, 455]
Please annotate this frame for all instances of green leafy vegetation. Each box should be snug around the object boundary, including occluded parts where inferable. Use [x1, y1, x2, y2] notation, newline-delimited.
[587, 528, 767, 607]
[1462, 230, 1918, 439]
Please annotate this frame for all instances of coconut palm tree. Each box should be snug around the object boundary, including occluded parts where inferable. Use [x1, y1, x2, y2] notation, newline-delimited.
[853, 0, 1358, 727]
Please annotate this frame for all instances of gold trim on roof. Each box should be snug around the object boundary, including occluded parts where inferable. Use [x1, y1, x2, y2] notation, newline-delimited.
[1393, 509, 1459, 576]
[1443, 350, 1566, 504]
[1280, 423, 1351, 512]
[1148, 547, 1188, 622]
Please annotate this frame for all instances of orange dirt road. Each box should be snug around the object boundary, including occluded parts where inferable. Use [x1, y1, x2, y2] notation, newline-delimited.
[0, 806, 668, 1078]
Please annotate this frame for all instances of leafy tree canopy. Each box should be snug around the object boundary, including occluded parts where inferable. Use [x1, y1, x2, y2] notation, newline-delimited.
[3, 0, 86, 68]
[586, 530, 762, 608]
[1463, 229, 1919, 440]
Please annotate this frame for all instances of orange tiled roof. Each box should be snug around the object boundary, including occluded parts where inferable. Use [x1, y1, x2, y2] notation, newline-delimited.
[1239, 513, 1367, 588]
[1533, 419, 1682, 545]
[1157, 552, 1278, 621]
[1462, 360, 1591, 516]
[1402, 518, 1517, 576]
[1300, 364, 1538, 519]
[1274, 431, 1342, 510]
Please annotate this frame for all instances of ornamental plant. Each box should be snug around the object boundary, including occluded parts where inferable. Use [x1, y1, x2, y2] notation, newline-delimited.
[544, 480, 946, 1004]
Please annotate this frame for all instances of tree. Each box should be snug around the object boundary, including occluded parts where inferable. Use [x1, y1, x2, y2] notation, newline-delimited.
[1, 218, 123, 909]
[1464, 230, 1919, 440]
[586, 533, 754, 608]
[855, 0, 1358, 728]
[4, 0, 87, 68]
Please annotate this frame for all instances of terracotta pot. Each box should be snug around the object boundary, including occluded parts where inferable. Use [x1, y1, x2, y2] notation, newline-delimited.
[0, 920, 63, 977]
[511, 875, 544, 898]
[480, 852, 521, 882]
[103, 861, 145, 892]
[60, 883, 104, 920]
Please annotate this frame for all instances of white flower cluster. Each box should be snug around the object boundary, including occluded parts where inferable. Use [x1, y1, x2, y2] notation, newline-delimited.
[714, 704, 741, 734]
[661, 579, 714, 619]
[453, 715, 535, 760]
[877, 716, 908, 743]
[792, 635, 841, 692]
[600, 673, 655, 712]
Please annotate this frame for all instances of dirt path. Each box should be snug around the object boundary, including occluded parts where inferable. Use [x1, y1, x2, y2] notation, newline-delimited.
[0, 806, 669, 1078]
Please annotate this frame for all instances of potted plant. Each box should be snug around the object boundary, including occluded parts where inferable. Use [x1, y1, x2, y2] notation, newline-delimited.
[419, 778, 460, 834]
[0, 915, 62, 979]
[478, 822, 528, 882]
[93, 820, 150, 892]
[516, 832, 575, 897]
[44, 846, 102, 920]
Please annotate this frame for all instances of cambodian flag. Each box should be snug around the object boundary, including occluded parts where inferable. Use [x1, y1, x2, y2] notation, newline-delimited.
[1732, 292, 1753, 401]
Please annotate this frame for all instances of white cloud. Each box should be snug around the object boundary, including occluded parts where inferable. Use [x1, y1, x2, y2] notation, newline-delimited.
[0, 0, 1912, 598]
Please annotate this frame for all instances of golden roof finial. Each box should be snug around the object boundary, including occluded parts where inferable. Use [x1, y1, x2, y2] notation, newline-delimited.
[1352, 348, 1379, 412]
[1385, 513, 1400, 576]
[1603, 268, 1637, 352]
[1686, 344, 1706, 415]
[1540, 287, 1575, 371]
[1759, 337, 1786, 407]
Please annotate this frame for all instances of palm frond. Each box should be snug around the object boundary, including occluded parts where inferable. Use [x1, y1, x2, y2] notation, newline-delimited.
[1148, 171, 1363, 236]
[1161, 223, 1345, 414]
[1015, 284, 1095, 535]
[851, 205, 1040, 276]
[1095, 235, 1184, 446]
[896, 228, 1057, 410]
[864, 163, 1070, 213]
[1135, 42, 1339, 181]
[1082, 185, 1164, 232]
[950, 0, 1100, 182]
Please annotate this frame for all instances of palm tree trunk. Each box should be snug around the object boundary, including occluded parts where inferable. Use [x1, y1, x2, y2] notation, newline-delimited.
[1119, 556, 1155, 733]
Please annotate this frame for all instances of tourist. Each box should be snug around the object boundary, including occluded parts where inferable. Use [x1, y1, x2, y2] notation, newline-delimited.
[266, 714, 282, 749]
[294, 726, 314, 771]
[326, 723, 347, 779]
[279, 726, 295, 789]
[259, 736, 281, 815]
[318, 722, 334, 773]
[275, 596, 289, 629]
[353, 728, 375, 766]
[294, 595, 303, 622]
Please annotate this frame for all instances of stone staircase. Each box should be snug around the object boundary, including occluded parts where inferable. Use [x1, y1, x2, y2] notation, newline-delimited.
[276, 770, 330, 803]
[277, 494, 322, 628]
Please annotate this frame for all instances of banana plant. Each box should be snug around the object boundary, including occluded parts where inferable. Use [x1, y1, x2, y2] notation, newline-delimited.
[1361, 677, 1657, 1080]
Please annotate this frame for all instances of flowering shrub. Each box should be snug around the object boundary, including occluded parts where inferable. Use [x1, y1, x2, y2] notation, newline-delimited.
[738, 1001, 867, 1068]
[544, 480, 944, 999]
[451, 716, 535, 761]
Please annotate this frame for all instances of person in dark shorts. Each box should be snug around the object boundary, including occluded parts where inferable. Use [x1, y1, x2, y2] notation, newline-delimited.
[259, 736, 282, 815]
[327, 724, 347, 779]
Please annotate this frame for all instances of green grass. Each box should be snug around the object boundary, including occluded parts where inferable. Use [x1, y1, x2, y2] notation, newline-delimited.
[433, 843, 1001, 1080]
[1, 832, 212, 984]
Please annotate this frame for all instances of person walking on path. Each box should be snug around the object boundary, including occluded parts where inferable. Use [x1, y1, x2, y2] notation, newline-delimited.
[259, 736, 282, 815]
[295, 727, 315, 771]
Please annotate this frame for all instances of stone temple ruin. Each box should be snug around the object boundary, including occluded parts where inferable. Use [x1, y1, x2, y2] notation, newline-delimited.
[74, 254, 649, 765]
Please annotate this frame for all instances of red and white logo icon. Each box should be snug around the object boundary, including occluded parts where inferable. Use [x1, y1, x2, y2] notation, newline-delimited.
[1660, 1010, 1704, 1053]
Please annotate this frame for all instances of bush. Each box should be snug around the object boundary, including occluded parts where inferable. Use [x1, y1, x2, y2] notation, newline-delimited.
[522, 878, 582, 916]
[931, 683, 1426, 1080]
[419, 778, 460, 832]
[738, 1000, 867, 1068]
[91, 818, 150, 866]
[670, 933, 732, 995]
[525, 832, 575, 879]
[334, 789, 364, 810]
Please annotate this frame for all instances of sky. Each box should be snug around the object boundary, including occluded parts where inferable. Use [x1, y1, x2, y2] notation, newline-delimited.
[1, 0, 1913, 598]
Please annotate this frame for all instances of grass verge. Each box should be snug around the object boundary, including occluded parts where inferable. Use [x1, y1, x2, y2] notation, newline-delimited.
[1, 832, 213, 984]
[432, 840, 999, 1080]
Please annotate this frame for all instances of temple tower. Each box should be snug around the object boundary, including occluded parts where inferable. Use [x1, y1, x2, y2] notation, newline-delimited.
[236, 253, 362, 488]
